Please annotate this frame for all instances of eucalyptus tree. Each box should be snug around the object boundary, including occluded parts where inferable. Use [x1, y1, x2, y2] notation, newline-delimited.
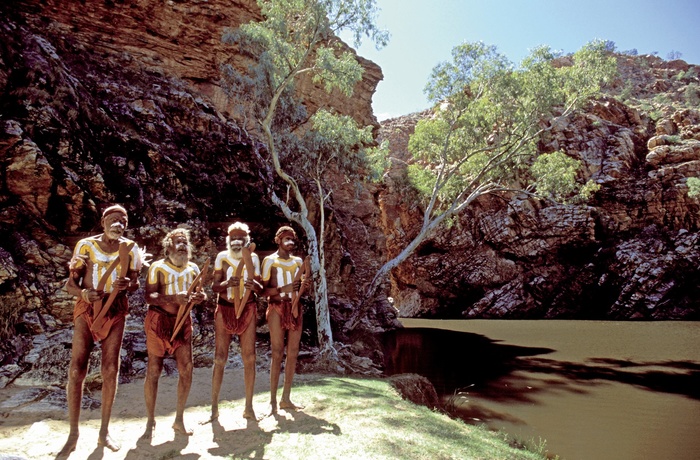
[220, 0, 387, 360]
[349, 40, 617, 327]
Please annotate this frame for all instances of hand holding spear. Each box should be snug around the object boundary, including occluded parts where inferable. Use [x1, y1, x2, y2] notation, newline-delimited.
[170, 258, 210, 342]
[91, 241, 134, 333]
[291, 256, 311, 318]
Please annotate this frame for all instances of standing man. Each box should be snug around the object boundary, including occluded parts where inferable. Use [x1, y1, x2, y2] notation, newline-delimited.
[60, 204, 143, 456]
[210, 222, 262, 420]
[262, 226, 309, 414]
[141, 228, 207, 440]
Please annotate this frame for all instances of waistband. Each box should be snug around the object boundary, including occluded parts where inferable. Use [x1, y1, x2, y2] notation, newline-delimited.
[148, 305, 178, 317]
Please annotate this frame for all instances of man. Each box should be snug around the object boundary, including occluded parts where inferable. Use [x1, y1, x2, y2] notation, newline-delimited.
[60, 204, 143, 456]
[141, 228, 207, 440]
[210, 222, 262, 420]
[261, 225, 309, 414]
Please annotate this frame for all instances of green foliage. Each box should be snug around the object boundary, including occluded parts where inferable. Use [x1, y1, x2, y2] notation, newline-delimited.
[298, 109, 375, 183]
[531, 151, 601, 203]
[407, 162, 437, 198]
[223, 0, 387, 103]
[220, 0, 390, 203]
[406, 39, 616, 216]
[578, 179, 602, 202]
[531, 151, 580, 201]
[688, 177, 700, 197]
[365, 139, 390, 182]
[618, 80, 635, 103]
[684, 83, 700, 107]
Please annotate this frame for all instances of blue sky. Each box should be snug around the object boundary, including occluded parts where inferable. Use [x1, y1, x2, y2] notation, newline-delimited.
[343, 0, 700, 121]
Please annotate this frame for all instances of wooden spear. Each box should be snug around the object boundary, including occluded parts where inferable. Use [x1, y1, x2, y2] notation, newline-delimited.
[291, 256, 310, 319]
[91, 241, 134, 333]
[170, 258, 210, 342]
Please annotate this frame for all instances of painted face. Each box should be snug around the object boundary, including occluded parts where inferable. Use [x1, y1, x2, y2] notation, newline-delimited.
[102, 212, 127, 240]
[280, 235, 295, 251]
[168, 234, 190, 266]
[228, 230, 248, 251]
[172, 234, 189, 253]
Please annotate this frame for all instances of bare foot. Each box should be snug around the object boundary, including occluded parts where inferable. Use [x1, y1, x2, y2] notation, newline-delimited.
[199, 414, 218, 426]
[172, 420, 193, 436]
[279, 400, 304, 411]
[139, 421, 155, 442]
[97, 433, 120, 452]
[56, 433, 78, 459]
[268, 402, 278, 416]
[243, 407, 257, 420]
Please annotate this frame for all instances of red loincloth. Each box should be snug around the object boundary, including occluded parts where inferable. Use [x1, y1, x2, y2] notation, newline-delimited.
[266, 298, 302, 331]
[144, 306, 192, 357]
[73, 295, 128, 342]
[215, 298, 257, 336]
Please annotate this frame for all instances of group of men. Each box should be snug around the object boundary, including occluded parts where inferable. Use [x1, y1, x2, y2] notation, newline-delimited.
[59, 204, 310, 456]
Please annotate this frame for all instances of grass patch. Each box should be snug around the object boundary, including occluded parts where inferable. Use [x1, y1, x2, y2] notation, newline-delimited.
[240, 376, 546, 460]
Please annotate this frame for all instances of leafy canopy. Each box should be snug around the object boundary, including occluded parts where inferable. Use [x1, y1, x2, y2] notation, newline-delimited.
[225, 0, 388, 104]
[222, 0, 389, 193]
[406, 40, 617, 214]
[688, 177, 700, 197]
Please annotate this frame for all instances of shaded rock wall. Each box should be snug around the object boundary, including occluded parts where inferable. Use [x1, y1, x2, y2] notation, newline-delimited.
[378, 56, 700, 320]
[0, 0, 387, 375]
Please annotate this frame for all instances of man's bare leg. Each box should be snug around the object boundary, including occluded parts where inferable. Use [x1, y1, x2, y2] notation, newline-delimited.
[239, 316, 257, 419]
[97, 318, 125, 451]
[279, 325, 303, 411]
[57, 317, 93, 457]
[173, 340, 193, 435]
[210, 316, 232, 422]
[268, 312, 285, 415]
[140, 353, 164, 441]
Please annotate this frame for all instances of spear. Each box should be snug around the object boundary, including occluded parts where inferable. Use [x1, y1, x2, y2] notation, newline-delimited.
[235, 243, 256, 319]
[170, 258, 210, 342]
[291, 256, 310, 319]
[91, 242, 134, 333]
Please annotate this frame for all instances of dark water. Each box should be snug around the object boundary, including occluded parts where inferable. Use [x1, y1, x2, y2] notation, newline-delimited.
[383, 319, 700, 460]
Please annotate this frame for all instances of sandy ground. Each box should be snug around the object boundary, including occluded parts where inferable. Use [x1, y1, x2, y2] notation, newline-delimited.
[0, 367, 286, 460]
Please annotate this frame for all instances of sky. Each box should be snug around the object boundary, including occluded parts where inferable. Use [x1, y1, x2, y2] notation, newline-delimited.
[342, 0, 700, 121]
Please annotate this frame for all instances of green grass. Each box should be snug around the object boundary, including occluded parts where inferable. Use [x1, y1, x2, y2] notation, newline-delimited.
[231, 376, 547, 460]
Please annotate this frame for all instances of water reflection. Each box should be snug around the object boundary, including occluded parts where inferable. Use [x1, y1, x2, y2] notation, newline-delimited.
[383, 320, 700, 460]
[383, 327, 554, 395]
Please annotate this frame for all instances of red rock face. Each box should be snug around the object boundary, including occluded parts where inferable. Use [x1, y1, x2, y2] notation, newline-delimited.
[376, 57, 700, 320]
[0, 0, 385, 334]
[10, 0, 381, 128]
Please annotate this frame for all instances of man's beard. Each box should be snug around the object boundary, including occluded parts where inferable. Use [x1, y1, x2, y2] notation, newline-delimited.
[169, 250, 189, 267]
[106, 223, 124, 240]
[228, 247, 243, 260]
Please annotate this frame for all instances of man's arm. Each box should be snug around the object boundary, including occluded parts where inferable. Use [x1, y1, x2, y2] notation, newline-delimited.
[212, 269, 239, 293]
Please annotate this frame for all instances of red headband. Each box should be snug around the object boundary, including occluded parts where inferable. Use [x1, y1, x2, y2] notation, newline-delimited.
[102, 205, 127, 219]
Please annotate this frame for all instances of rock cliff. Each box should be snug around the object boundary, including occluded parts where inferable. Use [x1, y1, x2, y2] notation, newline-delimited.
[1, 0, 699, 393]
[0, 0, 388, 383]
[378, 54, 700, 320]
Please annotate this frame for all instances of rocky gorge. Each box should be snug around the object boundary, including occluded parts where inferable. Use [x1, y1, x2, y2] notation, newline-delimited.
[379, 55, 700, 320]
[0, 0, 699, 400]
